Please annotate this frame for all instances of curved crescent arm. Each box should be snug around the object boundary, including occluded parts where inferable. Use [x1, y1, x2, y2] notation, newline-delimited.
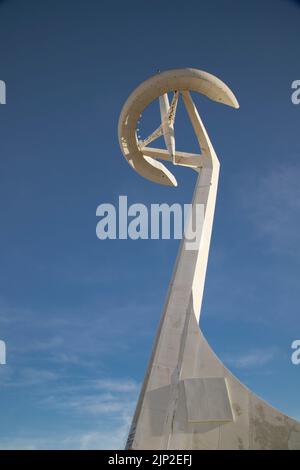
[118, 68, 239, 186]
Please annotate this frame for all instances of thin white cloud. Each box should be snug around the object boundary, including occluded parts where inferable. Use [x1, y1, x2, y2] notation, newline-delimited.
[94, 378, 139, 393]
[0, 366, 60, 388]
[224, 348, 277, 369]
[43, 378, 140, 417]
[0, 376, 137, 449]
[243, 163, 300, 255]
[0, 420, 130, 450]
[20, 367, 60, 385]
[11, 336, 64, 354]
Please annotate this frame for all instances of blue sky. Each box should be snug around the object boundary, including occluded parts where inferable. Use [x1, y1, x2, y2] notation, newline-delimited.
[0, 0, 300, 449]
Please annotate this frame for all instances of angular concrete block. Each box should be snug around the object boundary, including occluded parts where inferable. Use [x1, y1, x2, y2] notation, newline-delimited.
[184, 377, 233, 423]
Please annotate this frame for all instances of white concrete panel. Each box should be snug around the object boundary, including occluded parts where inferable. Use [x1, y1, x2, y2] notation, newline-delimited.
[184, 377, 233, 423]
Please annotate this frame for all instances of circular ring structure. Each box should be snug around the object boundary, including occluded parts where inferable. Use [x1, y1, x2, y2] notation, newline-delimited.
[118, 68, 239, 186]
